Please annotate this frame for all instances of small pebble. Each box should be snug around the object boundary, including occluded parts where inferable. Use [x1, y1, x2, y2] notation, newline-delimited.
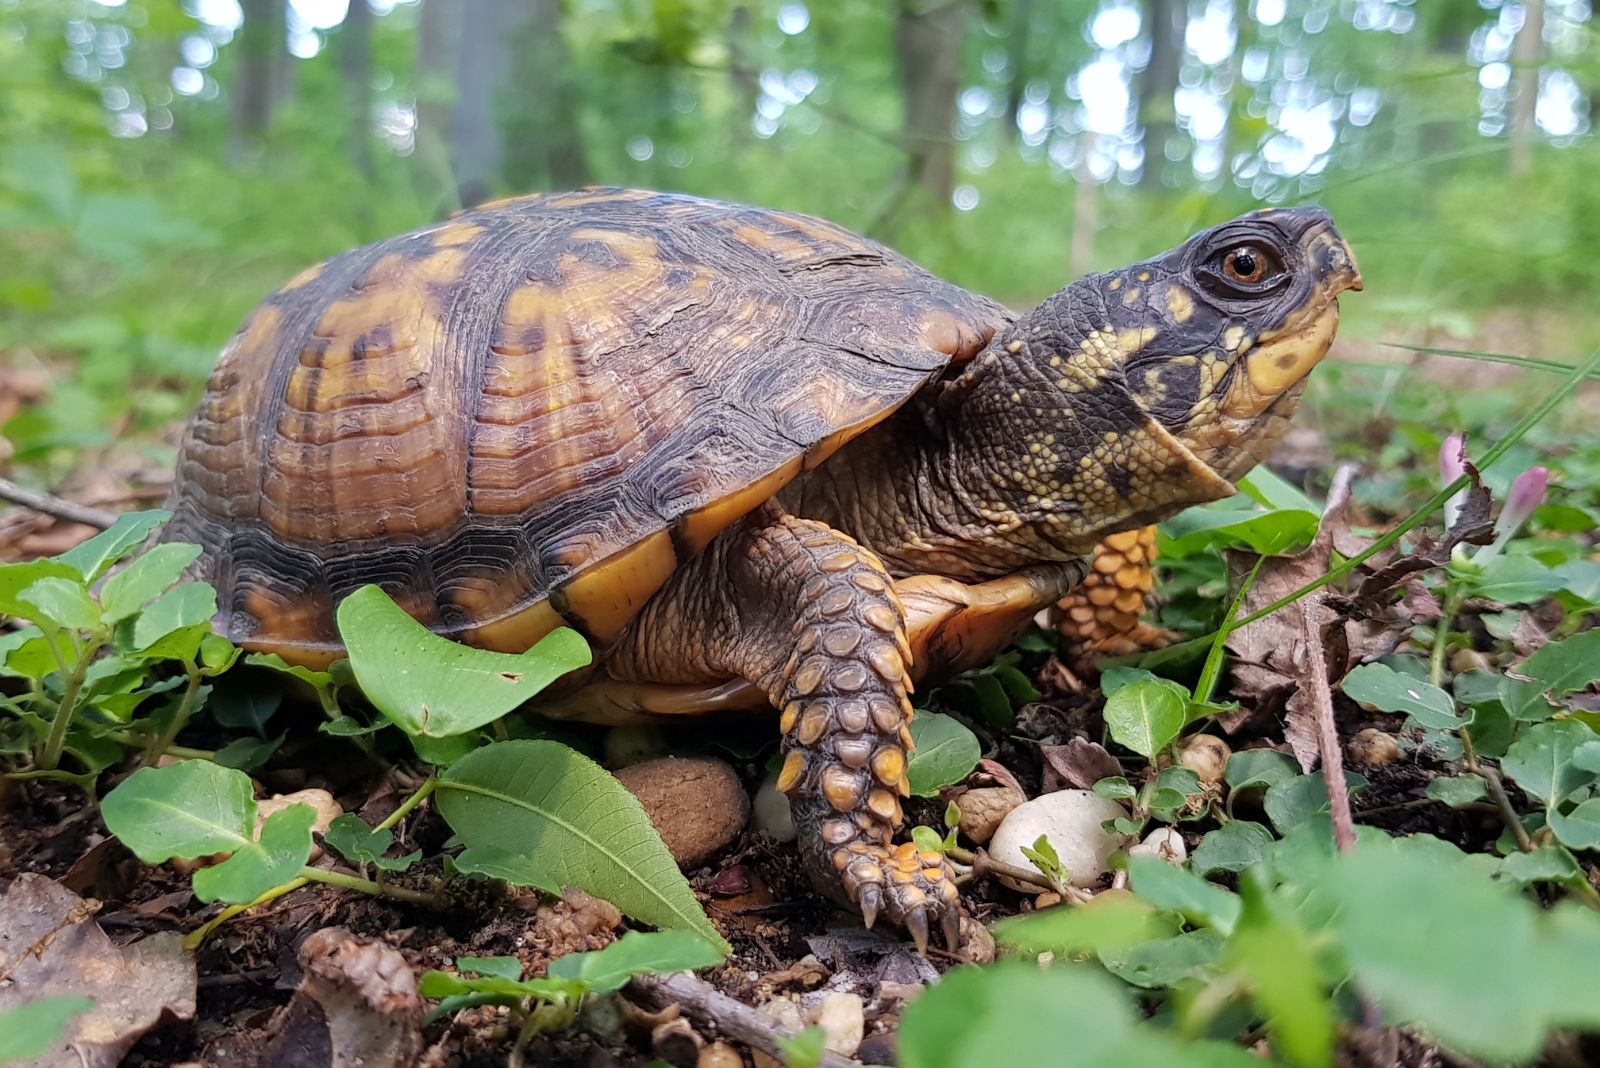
[987, 789, 1132, 891]
[699, 1040, 745, 1068]
[812, 992, 865, 1058]
[956, 916, 996, 964]
[615, 757, 750, 868]
[1348, 728, 1402, 766]
[753, 772, 797, 843]
[1179, 735, 1232, 785]
[1127, 826, 1187, 866]
[956, 786, 1026, 845]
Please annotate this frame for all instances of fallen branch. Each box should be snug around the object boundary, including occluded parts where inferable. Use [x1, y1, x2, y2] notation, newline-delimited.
[0, 476, 117, 530]
[1303, 591, 1357, 853]
[628, 971, 860, 1068]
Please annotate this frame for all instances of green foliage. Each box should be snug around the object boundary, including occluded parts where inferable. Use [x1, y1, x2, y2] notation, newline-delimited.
[323, 813, 421, 873]
[1341, 663, 1462, 729]
[336, 584, 592, 738]
[904, 712, 981, 796]
[435, 740, 728, 950]
[0, 995, 95, 1063]
[1102, 678, 1187, 759]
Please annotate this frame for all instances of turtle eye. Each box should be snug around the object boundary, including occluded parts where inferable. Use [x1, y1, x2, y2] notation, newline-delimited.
[1201, 241, 1285, 297]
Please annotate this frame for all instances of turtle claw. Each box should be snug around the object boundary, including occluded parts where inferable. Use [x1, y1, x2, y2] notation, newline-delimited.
[860, 884, 882, 930]
[906, 907, 930, 956]
[941, 908, 961, 950]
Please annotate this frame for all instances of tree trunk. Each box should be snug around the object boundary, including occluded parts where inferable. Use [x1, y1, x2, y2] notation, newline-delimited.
[451, 0, 508, 206]
[339, 0, 374, 181]
[728, 5, 759, 143]
[895, 0, 966, 213]
[1002, 0, 1032, 140]
[414, 0, 463, 208]
[1138, 0, 1186, 189]
[500, 0, 590, 191]
[229, 0, 285, 160]
[1509, 0, 1544, 178]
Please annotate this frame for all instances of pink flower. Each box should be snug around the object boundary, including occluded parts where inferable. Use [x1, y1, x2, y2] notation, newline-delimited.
[1480, 466, 1549, 560]
[1440, 434, 1469, 530]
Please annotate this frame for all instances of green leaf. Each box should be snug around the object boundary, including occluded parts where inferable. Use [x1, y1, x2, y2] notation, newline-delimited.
[1501, 719, 1600, 808]
[1104, 679, 1187, 758]
[1425, 774, 1487, 808]
[1497, 844, 1588, 890]
[1228, 872, 1332, 1068]
[1341, 663, 1460, 728]
[905, 712, 980, 796]
[1127, 855, 1241, 933]
[548, 930, 724, 993]
[209, 681, 281, 735]
[57, 510, 170, 582]
[992, 890, 1173, 955]
[775, 1027, 829, 1068]
[0, 559, 80, 619]
[1466, 554, 1565, 605]
[1162, 497, 1320, 557]
[417, 969, 582, 1003]
[324, 813, 419, 872]
[1192, 820, 1275, 876]
[1102, 929, 1225, 989]
[101, 759, 254, 862]
[99, 543, 201, 623]
[458, 956, 522, 980]
[1264, 772, 1367, 835]
[245, 652, 336, 692]
[336, 585, 591, 737]
[1548, 798, 1600, 850]
[1224, 749, 1300, 794]
[193, 803, 316, 904]
[1501, 630, 1600, 721]
[212, 734, 285, 772]
[19, 577, 101, 631]
[0, 994, 95, 1061]
[436, 740, 727, 950]
[131, 583, 217, 653]
[1093, 775, 1138, 801]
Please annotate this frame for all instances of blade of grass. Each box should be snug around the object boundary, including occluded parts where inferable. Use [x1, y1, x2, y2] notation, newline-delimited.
[1155, 344, 1600, 657]
[1380, 343, 1600, 381]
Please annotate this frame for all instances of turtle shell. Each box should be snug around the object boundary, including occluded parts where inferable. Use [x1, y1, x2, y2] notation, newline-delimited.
[166, 188, 1007, 666]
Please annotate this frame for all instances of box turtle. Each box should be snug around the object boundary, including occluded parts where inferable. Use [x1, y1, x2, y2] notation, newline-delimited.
[165, 187, 1360, 949]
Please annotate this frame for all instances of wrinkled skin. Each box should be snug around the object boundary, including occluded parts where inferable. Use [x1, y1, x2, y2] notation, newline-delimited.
[604, 206, 1362, 948]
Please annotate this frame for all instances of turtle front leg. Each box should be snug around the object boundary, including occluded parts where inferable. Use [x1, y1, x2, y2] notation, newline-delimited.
[606, 506, 960, 951]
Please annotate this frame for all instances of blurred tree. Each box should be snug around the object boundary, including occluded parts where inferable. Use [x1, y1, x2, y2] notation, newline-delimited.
[414, 0, 463, 207]
[1138, 0, 1186, 188]
[895, 0, 967, 214]
[339, 0, 374, 182]
[229, 0, 288, 160]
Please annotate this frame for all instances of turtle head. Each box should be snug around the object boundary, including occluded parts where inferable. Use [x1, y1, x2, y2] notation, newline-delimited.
[1094, 205, 1362, 482]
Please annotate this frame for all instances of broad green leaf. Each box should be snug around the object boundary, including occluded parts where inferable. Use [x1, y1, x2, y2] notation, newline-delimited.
[324, 813, 419, 872]
[1127, 855, 1241, 933]
[1501, 630, 1600, 721]
[101, 759, 254, 862]
[131, 583, 216, 653]
[0, 626, 52, 679]
[19, 577, 100, 631]
[1574, 740, 1600, 774]
[1327, 845, 1600, 1062]
[1238, 468, 1317, 513]
[212, 734, 285, 772]
[449, 846, 556, 890]
[1501, 720, 1599, 808]
[1466, 555, 1564, 605]
[0, 559, 79, 619]
[193, 803, 316, 904]
[1264, 772, 1367, 835]
[1192, 820, 1275, 876]
[1224, 749, 1299, 794]
[1099, 665, 1164, 698]
[1497, 844, 1589, 891]
[992, 890, 1173, 955]
[410, 731, 480, 766]
[548, 929, 724, 993]
[1229, 873, 1332, 1068]
[1102, 929, 1225, 989]
[906, 712, 980, 796]
[436, 740, 726, 949]
[337, 585, 591, 737]
[0, 995, 95, 1061]
[1104, 679, 1187, 758]
[245, 652, 336, 691]
[1548, 798, 1600, 850]
[1341, 663, 1460, 728]
[57, 510, 169, 582]
[775, 1028, 829, 1068]
[99, 542, 201, 622]
[1425, 774, 1487, 808]
[417, 969, 582, 1002]
[1162, 497, 1320, 557]
[1093, 775, 1138, 801]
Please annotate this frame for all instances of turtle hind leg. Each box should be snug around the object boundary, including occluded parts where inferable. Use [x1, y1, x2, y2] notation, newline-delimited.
[605, 507, 961, 951]
[1054, 526, 1177, 671]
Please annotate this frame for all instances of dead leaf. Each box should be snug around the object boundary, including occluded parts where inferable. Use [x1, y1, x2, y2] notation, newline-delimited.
[231, 927, 422, 1068]
[1040, 738, 1123, 792]
[0, 874, 196, 1068]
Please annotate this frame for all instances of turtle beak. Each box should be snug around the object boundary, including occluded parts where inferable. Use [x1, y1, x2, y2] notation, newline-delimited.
[1306, 219, 1363, 295]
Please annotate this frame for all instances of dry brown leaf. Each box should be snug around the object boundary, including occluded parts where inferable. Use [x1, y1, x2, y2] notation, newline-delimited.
[1040, 737, 1123, 792]
[0, 874, 196, 1068]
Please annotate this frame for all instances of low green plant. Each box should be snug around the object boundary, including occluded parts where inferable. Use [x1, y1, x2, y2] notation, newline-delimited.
[0, 995, 95, 1064]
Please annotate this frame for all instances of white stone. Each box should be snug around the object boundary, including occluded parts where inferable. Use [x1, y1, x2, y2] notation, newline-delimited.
[988, 789, 1132, 890]
[811, 992, 865, 1058]
[1127, 826, 1187, 866]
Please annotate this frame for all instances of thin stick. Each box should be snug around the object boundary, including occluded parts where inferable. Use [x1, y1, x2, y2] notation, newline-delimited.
[628, 972, 859, 1068]
[0, 477, 117, 529]
[1303, 594, 1356, 853]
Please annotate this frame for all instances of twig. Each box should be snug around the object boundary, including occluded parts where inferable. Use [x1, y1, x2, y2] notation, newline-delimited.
[0, 476, 117, 530]
[628, 971, 859, 1068]
[1303, 593, 1356, 853]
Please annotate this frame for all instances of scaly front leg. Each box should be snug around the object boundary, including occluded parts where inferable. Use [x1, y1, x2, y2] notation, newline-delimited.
[606, 506, 961, 951]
